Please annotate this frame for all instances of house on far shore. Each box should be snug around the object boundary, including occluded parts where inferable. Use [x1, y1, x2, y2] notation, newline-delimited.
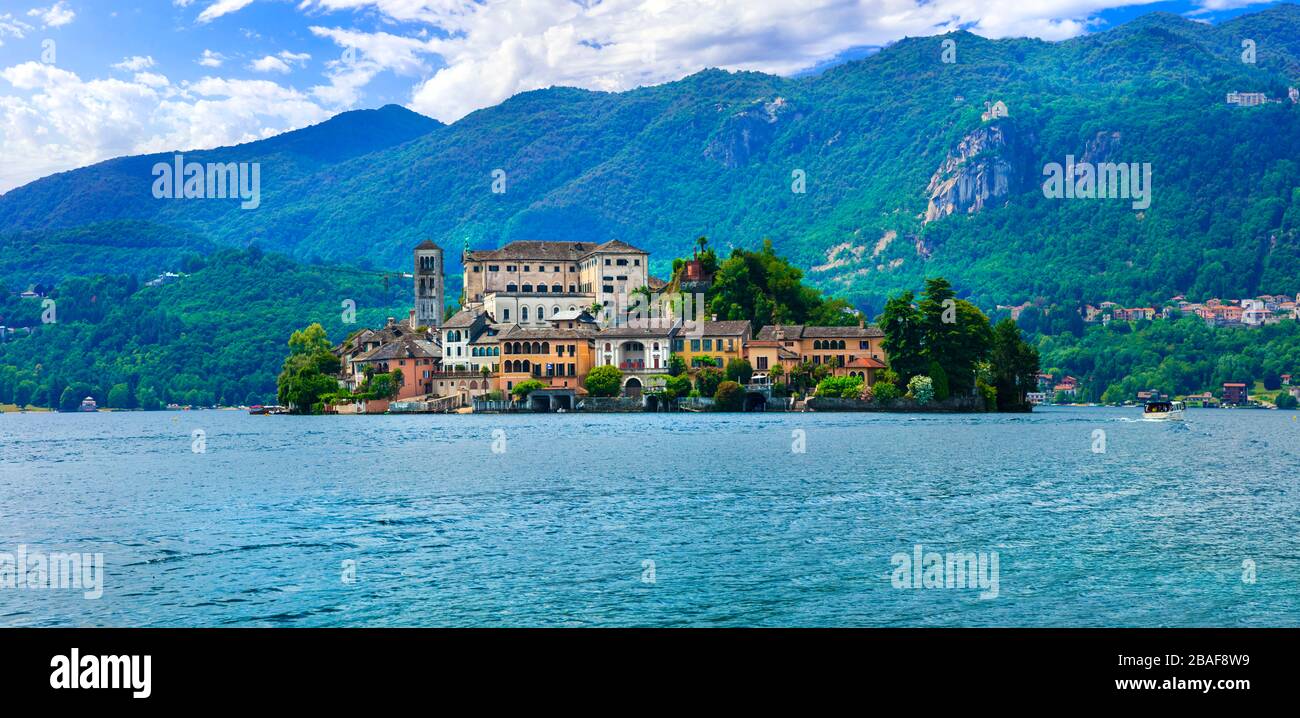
[1184, 392, 1220, 408]
[1222, 382, 1249, 405]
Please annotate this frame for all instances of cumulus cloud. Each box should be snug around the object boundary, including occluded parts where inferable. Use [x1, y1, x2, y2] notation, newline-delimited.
[112, 56, 156, 72]
[0, 61, 328, 191]
[295, 0, 1173, 123]
[0, 0, 1261, 191]
[27, 2, 75, 28]
[198, 49, 225, 68]
[248, 50, 311, 74]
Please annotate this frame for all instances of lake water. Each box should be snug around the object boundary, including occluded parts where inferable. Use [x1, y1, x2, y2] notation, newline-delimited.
[1, 407, 1297, 627]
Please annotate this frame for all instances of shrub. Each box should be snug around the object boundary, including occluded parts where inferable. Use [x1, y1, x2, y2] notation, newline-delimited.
[511, 380, 545, 399]
[1276, 393, 1298, 409]
[584, 365, 623, 397]
[873, 381, 900, 405]
[908, 375, 934, 405]
[664, 373, 692, 398]
[696, 367, 724, 396]
[928, 360, 950, 401]
[815, 375, 864, 399]
[713, 381, 744, 411]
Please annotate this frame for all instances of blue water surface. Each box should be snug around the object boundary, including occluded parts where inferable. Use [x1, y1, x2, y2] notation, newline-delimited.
[0, 406, 1297, 626]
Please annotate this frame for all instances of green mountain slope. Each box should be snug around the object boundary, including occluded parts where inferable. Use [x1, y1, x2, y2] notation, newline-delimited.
[2, 5, 1300, 314]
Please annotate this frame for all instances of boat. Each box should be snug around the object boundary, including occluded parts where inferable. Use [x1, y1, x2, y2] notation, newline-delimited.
[77, 396, 98, 412]
[1143, 400, 1185, 421]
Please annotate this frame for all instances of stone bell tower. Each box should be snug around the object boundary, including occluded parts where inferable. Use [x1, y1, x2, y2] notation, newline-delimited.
[413, 240, 444, 330]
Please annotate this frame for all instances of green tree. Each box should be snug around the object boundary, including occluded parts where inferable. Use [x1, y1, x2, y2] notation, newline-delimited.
[880, 291, 926, 384]
[668, 353, 688, 376]
[928, 360, 950, 401]
[136, 386, 163, 411]
[664, 373, 692, 398]
[713, 380, 744, 411]
[511, 379, 545, 399]
[991, 319, 1040, 412]
[585, 365, 623, 397]
[725, 358, 753, 385]
[695, 366, 724, 396]
[107, 383, 134, 409]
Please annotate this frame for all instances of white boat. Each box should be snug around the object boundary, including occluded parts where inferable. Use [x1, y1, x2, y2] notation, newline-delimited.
[1143, 400, 1185, 421]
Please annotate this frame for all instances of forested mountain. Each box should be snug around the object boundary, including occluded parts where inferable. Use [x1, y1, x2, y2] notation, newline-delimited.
[4, 6, 1300, 407]
[5, 6, 1300, 311]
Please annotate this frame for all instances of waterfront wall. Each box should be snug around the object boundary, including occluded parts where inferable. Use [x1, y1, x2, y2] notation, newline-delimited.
[805, 396, 987, 412]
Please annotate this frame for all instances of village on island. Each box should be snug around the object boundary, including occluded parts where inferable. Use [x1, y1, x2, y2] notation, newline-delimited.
[307, 239, 897, 414]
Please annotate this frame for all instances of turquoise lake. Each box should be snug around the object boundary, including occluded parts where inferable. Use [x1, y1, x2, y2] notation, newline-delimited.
[1, 406, 1297, 626]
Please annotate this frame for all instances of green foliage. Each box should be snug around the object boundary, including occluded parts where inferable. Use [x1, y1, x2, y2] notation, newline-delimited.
[991, 319, 1041, 411]
[928, 360, 950, 401]
[584, 365, 623, 397]
[277, 323, 343, 413]
[668, 353, 688, 376]
[713, 380, 744, 411]
[815, 375, 864, 399]
[136, 386, 162, 411]
[695, 366, 724, 396]
[1276, 393, 1298, 409]
[725, 358, 753, 384]
[664, 373, 692, 398]
[705, 239, 859, 332]
[511, 379, 546, 398]
[360, 369, 403, 400]
[1037, 316, 1300, 401]
[59, 383, 94, 412]
[107, 383, 133, 410]
[0, 248, 409, 410]
[872, 379, 901, 405]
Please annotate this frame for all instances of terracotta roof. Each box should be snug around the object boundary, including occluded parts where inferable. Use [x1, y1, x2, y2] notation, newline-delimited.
[415, 239, 440, 250]
[442, 308, 483, 329]
[754, 324, 883, 340]
[498, 325, 595, 341]
[357, 336, 441, 362]
[845, 356, 887, 369]
[702, 320, 751, 337]
[464, 239, 647, 262]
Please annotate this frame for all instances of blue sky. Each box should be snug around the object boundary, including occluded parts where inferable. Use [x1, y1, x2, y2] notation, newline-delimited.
[0, 0, 1288, 192]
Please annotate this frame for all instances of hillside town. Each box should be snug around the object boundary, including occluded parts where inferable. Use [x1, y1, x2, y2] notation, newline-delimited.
[999, 294, 1300, 327]
[326, 240, 890, 413]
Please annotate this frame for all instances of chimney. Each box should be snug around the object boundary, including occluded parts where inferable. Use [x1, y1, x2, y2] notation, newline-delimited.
[386, 316, 395, 326]
[858, 317, 864, 329]
[711, 314, 717, 322]
[409, 309, 417, 329]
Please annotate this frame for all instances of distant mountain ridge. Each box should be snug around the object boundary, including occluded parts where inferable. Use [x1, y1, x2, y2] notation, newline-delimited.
[5, 4, 1300, 310]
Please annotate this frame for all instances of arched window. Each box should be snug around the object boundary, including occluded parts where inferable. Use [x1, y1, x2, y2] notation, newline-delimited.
[552, 284, 562, 293]
[502, 308, 510, 321]
[536, 285, 547, 293]
[537, 306, 545, 321]
[522, 306, 529, 322]
[522, 284, 533, 292]
[568, 306, 576, 312]
[507, 283, 518, 292]
[522, 360, 531, 372]
[542, 342, 550, 354]
[532, 341, 542, 354]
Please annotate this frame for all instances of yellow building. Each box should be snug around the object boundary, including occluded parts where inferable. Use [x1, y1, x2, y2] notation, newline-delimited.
[670, 320, 751, 369]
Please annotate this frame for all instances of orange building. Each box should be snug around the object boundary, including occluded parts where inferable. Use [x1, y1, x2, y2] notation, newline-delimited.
[351, 333, 442, 399]
[748, 323, 888, 384]
[498, 313, 598, 393]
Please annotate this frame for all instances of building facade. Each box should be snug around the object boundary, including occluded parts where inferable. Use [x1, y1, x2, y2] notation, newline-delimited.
[414, 240, 445, 330]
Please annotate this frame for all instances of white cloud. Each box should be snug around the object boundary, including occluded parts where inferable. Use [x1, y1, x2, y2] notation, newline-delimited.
[248, 50, 312, 74]
[0, 14, 35, 46]
[197, 0, 257, 24]
[112, 56, 156, 72]
[293, 0, 1174, 123]
[198, 49, 225, 68]
[27, 1, 75, 28]
[0, 61, 329, 191]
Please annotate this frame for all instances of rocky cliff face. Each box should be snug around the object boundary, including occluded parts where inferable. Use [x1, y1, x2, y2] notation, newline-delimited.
[704, 97, 792, 168]
[923, 123, 1024, 224]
